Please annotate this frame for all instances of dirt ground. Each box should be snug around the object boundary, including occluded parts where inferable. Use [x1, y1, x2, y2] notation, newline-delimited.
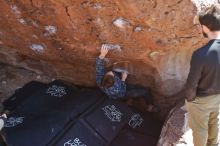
[0, 63, 52, 102]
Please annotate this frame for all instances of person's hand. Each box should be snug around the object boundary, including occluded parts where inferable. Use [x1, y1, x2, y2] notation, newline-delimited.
[99, 44, 109, 59]
[121, 72, 128, 81]
[1, 113, 7, 119]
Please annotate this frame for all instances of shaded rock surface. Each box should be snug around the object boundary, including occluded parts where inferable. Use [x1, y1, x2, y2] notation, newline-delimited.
[0, 63, 52, 102]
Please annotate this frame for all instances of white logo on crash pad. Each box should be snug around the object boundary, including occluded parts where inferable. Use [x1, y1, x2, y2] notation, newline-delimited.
[46, 85, 67, 97]
[64, 138, 86, 146]
[128, 113, 144, 128]
[102, 105, 123, 122]
[4, 117, 24, 128]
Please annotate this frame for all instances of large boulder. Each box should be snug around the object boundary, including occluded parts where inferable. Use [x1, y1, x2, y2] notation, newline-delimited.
[0, 0, 217, 112]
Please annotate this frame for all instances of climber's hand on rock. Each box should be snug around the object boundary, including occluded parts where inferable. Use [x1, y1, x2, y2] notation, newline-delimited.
[121, 72, 128, 81]
[99, 44, 109, 59]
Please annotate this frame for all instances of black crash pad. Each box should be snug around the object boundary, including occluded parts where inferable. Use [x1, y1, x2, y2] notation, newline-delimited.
[2, 80, 162, 146]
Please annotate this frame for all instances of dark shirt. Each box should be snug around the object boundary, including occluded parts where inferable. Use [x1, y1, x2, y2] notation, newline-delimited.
[96, 57, 126, 99]
[184, 39, 220, 101]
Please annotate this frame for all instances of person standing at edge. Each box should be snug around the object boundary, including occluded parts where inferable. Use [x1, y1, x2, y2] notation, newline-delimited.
[173, 5, 220, 146]
[96, 44, 159, 112]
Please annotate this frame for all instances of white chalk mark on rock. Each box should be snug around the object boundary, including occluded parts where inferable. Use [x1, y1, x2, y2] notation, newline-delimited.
[11, 5, 21, 15]
[45, 25, 57, 35]
[32, 21, 39, 27]
[149, 51, 160, 60]
[18, 18, 27, 25]
[11, 5, 28, 25]
[134, 26, 143, 32]
[32, 35, 38, 39]
[113, 17, 130, 29]
[93, 3, 102, 9]
[30, 44, 45, 53]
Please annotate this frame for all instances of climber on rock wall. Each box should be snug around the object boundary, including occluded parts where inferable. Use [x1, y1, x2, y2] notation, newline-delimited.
[173, 4, 220, 146]
[96, 44, 159, 112]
